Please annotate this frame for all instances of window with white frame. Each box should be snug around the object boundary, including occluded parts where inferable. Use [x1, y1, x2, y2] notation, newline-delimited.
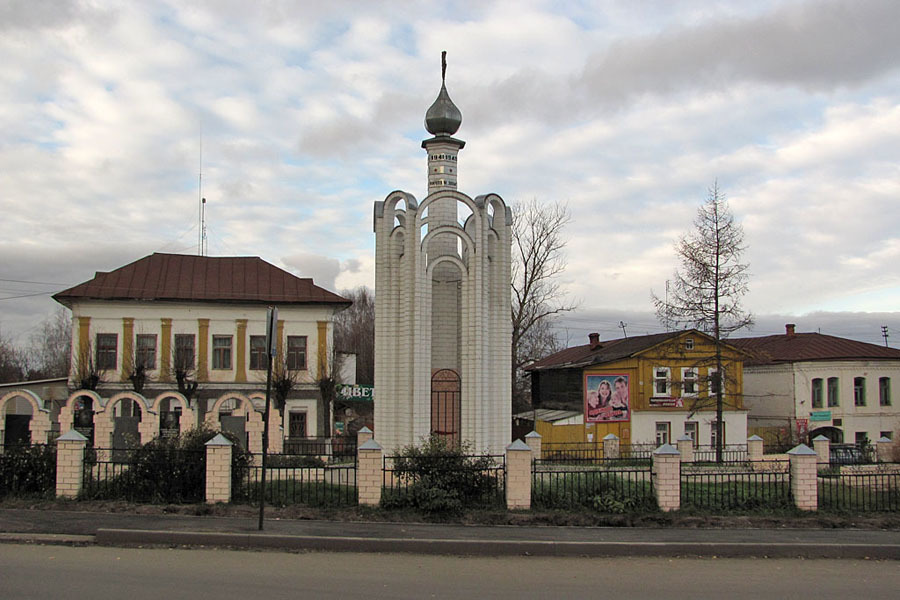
[685, 338, 694, 350]
[879, 377, 891, 406]
[684, 421, 699, 448]
[655, 422, 671, 446]
[707, 367, 722, 397]
[811, 378, 824, 408]
[135, 334, 157, 370]
[249, 335, 267, 370]
[653, 367, 671, 396]
[827, 377, 839, 407]
[96, 333, 117, 370]
[854, 377, 866, 407]
[710, 420, 725, 447]
[174, 334, 195, 370]
[681, 367, 698, 396]
[212, 335, 232, 370]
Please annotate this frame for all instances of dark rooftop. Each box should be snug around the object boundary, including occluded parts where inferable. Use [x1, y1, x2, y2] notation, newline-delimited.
[731, 326, 900, 366]
[53, 253, 351, 307]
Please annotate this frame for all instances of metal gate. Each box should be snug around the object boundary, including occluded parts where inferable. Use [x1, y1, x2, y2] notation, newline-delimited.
[220, 415, 248, 450]
[431, 368, 460, 445]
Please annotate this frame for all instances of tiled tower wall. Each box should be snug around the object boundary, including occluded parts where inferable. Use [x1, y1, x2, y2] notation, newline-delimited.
[374, 190, 512, 455]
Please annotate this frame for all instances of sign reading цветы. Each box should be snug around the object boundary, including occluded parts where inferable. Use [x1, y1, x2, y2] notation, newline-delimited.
[336, 384, 374, 401]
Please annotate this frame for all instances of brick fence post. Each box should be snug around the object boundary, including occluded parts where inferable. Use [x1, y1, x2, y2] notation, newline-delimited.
[357, 439, 383, 506]
[55, 430, 88, 498]
[524, 431, 542, 460]
[205, 434, 233, 504]
[876, 436, 893, 463]
[652, 444, 681, 512]
[812, 435, 830, 465]
[747, 435, 764, 462]
[357, 426, 373, 446]
[788, 444, 818, 511]
[603, 433, 620, 459]
[506, 440, 532, 510]
[676, 435, 694, 463]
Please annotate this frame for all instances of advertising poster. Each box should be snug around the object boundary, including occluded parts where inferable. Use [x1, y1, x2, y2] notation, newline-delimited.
[584, 373, 630, 423]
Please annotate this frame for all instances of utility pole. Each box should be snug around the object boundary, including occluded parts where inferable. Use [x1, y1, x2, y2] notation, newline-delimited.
[882, 326, 889, 347]
[619, 321, 628, 339]
[259, 306, 278, 531]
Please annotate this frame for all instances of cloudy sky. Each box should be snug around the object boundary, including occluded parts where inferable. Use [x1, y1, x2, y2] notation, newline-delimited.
[2, 0, 899, 348]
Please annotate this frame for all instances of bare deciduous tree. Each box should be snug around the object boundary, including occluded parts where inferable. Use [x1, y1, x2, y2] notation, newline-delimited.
[652, 182, 752, 462]
[333, 286, 374, 385]
[511, 198, 577, 408]
[170, 345, 199, 403]
[0, 329, 26, 383]
[28, 308, 71, 379]
[72, 340, 104, 391]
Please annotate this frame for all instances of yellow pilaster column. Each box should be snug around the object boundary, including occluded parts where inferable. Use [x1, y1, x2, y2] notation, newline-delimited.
[197, 319, 209, 381]
[235, 319, 247, 383]
[121, 317, 134, 382]
[159, 318, 172, 382]
[77, 316, 91, 368]
[317, 320, 328, 380]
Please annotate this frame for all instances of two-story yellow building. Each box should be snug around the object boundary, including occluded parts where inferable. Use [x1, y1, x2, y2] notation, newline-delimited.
[526, 330, 747, 447]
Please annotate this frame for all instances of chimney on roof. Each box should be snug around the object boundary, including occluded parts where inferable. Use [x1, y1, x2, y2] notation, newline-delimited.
[786, 323, 796, 337]
[588, 332, 601, 350]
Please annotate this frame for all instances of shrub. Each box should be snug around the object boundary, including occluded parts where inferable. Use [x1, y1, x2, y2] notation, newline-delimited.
[0, 444, 56, 499]
[82, 426, 252, 503]
[381, 435, 502, 515]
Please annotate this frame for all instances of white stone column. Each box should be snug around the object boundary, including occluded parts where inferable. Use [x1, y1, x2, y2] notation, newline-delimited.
[506, 440, 532, 510]
[652, 444, 681, 512]
[524, 430, 542, 460]
[812, 435, 830, 465]
[603, 433, 620, 459]
[55, 430, 88, 498]
[747, 434, 764, 462]
[357, 439, 383, 506]
[788, 444, 818, 511]
[676, 435, 694, 463]
[205, 434, 233, 504]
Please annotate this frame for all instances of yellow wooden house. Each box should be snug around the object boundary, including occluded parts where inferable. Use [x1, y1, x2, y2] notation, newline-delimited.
[525, 330, 747, 447]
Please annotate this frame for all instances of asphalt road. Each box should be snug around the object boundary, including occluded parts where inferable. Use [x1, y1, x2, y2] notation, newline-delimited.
[2, 544, 898, 600]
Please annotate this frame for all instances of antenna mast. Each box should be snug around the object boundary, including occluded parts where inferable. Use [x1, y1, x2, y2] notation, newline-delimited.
[197, 129, 209, 257]
[198, 131, 204, 256]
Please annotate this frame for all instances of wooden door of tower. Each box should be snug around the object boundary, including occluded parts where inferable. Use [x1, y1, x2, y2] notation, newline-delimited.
[431, 369, 461, 445]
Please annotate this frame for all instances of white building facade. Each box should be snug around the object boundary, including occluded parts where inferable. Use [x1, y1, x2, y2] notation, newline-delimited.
[53, 253, 350, 441]
[735, 325, 900, 446]
[373, 56, 512, 454]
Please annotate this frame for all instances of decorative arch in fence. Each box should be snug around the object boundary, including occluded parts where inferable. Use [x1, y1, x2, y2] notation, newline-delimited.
[0, 389, 52, 445]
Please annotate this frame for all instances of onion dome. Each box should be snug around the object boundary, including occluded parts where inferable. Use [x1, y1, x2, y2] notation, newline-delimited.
[424, 52, 462, 136]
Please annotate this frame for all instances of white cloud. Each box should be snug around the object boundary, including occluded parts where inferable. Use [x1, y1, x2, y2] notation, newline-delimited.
[1, 0, 900, 342]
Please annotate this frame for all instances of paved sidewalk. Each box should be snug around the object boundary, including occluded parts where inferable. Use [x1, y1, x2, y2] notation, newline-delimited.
[2, 509, 899, 558]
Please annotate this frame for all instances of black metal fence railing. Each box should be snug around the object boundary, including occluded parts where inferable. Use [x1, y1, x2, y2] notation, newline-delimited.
[234, 454, 357, 507]
[0, 443, 57, 499]
[818, 463, 900, 512]
[692, 444, 749, 463]
[81, 447, 207, 503]
[282, 437, 357, 462]
[532, 458, 655, 511]
[381, 454, 506, 511]
[680, 461, 791, 511]
[620, 444, 658, 460]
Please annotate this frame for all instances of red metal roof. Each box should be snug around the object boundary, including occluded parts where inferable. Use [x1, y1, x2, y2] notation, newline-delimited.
[53, 253, 351, 307]
[730, 332, 900, 366]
